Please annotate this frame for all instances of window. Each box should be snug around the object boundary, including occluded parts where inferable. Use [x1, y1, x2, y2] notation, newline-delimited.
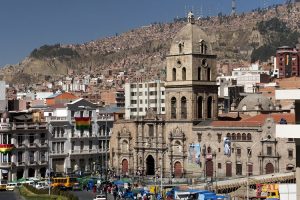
[236, 163, 242, 175]
[198, 67, 201, 80]
[71, 141, 75, 151]
[242, 133, 246, 140]
[71, 111, 75, 117]
[267, 147, 272, 156]
[172, 68, 176, 81]
[61, 142, 64, 153]
[179, 43, 183, 53]
[182, 68, 186, 81]
[247, 148, 252, 157]
[247, 133, 252, 141]
[218, 163, 221, 169]
[288, 138, 294, 142]
[29, 151, 34, 163]
[171, 97, 177, 119]
[29, 134, 35, 146]
[17, 151, 23, 163]
[148, 125, 154, 137]
[181, 97, 187, 119]
[89, 141, 93, 150]
[207, 68, 211, 81]
[17, 135, 23, 146]
[237, 148, 241, 156]
[80, 141, 84, 151]
[226, 133, 231, 140]
[288, 149, 293, 158]
[232, 133, 236, 140]
[237, 133, 241, 140]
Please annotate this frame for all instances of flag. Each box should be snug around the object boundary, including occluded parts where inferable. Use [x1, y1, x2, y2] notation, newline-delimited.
[75, 117, 91, 130]
[0, 144, 14, 154]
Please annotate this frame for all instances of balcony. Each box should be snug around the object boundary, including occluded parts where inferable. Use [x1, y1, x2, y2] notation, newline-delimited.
[11, 122, 47, 130]
[46, 116, 68, 122]
[50, 151, 68, 157]
[0, 162, 15, 168]
[70, 149, 109, 155]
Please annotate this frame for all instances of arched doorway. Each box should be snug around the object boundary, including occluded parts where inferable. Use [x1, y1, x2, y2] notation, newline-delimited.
[122, 159, 129, 175]
[40, 167, 46, 178]
[266, 163, 274, 174]
[17, 169, 24, 180]
[207, 96, 212, 119]
[146, 155, 155, 176]
[206, 160, 213, 177]
[28, 168, 35, 178]
[174, 162, 182, 178]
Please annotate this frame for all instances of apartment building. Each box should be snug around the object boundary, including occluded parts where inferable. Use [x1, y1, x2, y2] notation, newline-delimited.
[45, 98, 113, 175]
[0, 110, 49, 181]
[125, 80, 165, 120]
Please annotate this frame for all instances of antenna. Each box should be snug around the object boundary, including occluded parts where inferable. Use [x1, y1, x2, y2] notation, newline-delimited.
[231, 0, 236, 16]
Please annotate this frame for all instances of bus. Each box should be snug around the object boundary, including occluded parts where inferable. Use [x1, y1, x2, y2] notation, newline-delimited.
[51, 177, 78, 190]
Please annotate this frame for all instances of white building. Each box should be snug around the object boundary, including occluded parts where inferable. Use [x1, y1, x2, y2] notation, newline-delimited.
[125, 80, 165, 120]
[46, 98, 113, 175]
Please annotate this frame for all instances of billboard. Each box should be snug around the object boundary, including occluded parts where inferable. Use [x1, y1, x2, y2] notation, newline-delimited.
[224, 137, 231, 156]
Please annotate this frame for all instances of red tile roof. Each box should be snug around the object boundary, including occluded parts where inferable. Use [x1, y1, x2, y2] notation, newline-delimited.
[210, 113, 295, 127]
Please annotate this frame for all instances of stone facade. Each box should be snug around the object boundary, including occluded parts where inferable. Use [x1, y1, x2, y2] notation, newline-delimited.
[109, 12, 296, 179]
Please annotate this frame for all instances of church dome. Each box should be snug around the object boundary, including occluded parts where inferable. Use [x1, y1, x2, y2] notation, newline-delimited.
[237, 93, 274, 111]
[169, 12, 213, 55]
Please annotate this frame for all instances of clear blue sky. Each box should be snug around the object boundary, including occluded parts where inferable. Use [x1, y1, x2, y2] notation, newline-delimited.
[0, 0, 284, 67]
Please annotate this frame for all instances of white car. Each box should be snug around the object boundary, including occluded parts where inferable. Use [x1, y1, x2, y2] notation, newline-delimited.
[6, 183, 19, 191]
[35, 181, 49, 189]
[94, 194, 106, 200]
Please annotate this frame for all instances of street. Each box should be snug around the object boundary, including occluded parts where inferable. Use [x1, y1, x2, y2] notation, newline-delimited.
[71, 190, 114, 200]
[0, 190, 21, 200]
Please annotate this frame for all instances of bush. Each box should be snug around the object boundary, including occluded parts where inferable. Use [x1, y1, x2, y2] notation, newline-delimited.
[23, 184, 78, 200]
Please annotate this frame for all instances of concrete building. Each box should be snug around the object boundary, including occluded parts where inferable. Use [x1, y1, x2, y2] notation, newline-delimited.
[0, 110, 49, 181]
[109, 12, 295, 181]
[275, 46, 299, 78]
[125, 80, 165, 120]
[46, 98, 113, 176]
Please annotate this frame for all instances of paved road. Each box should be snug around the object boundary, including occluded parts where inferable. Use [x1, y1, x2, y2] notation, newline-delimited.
[0, 190, 21, 200]
[72, 191, 114, 200]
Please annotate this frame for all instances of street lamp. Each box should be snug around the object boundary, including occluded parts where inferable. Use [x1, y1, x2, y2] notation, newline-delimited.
[246, 138, 269, 200]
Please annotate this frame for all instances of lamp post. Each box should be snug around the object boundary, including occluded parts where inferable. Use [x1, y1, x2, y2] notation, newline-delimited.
[246, 138, 269, 200]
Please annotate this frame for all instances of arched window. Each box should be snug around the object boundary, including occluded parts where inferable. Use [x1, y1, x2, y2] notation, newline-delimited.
[247, 133, 252, 141]
[200, 40, 206, 54]
[232, 133, 236, 141]
[207, 68, 211, 81]
[207, 96, 213, 119]
[179, 43, 183, 53]
[207, 146, 212, 154]
[172, 68, 176, 81]
[242, 133, 246, 140]
[182, 67, 186, 81]
[181, 97, 187, 119]
[226, 133, 231, 140]
[237, 133, 241, 140]
[197, 96, 203, 118]
[171, 97, 177, 119]
[198, 67, 201, 80]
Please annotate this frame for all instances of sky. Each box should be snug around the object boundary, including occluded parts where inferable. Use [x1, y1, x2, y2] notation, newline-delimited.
[0, 0, 285, 67]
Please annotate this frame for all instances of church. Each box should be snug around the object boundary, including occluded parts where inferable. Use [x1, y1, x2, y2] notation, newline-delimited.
[109, 12, 295, 179]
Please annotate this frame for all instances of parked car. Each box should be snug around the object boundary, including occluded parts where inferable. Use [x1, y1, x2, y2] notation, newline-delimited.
[35, 181, 49, 190]
[94, 194, 106, 200]
[0, 180, 7, 191]
[6, 183, 20, 191]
